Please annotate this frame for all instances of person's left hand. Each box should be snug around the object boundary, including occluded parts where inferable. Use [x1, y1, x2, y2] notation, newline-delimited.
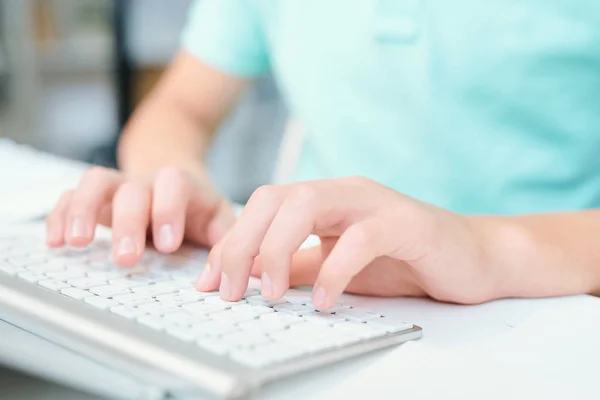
[196, 177, 501, 309]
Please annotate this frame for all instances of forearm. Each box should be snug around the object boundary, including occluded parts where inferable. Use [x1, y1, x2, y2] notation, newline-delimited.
[474, 210, 600, 300]
[117, 93, 211, 180]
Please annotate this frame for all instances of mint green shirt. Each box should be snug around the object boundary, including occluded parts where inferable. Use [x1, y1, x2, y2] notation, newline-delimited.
[181, 0, 600, 215]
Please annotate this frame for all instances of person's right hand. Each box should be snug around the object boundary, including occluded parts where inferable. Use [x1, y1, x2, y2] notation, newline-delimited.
[45, 166, 236, 267]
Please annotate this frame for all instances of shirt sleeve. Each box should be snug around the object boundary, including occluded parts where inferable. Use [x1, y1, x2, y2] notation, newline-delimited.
[180, 0, 270, 78]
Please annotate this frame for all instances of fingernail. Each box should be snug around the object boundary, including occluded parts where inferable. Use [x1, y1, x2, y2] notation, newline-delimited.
[117, 237, 136, 256]
[159, 224, 174, 248]
[312, 286, 328, 309]
[220, 272, 231, 299]
[261, 272, 273, 298]
[196, 263, 212, 288]
[71, 217, 86, 238]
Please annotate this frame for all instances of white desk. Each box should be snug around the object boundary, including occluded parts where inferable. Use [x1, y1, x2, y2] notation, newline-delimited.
[0, 140, 596, 399]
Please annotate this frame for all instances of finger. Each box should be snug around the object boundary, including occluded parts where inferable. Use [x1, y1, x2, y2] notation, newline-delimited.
[251, 245, 324, 287]
[65, 167, 122, 247]
[258, 186, 321, 299]
[151, 167, 191, 253]
[111, 182, 152, 267]
[46, 190, 74, 247]
[312, 220, 381, 309]
[195, 240, 223, 292]
[219, 185, 284, 301]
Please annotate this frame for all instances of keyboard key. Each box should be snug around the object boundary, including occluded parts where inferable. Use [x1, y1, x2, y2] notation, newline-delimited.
[137, 302, 180, 316]
[210, 310, 257, 324]
[324, 304, 351, 313]
[86, 271, 126, 280]
[183, 302, 229, 315]
[237, 320, 286, 336]
[231, 304, 273, 316]
[89, 285, 132, 298]
[0, 262, 21, 276]
[192, 320, 238, 337]
[336, 308, 383, 322]
[204, 296, 247, 306]
[137, 315, 169, 330]
[166, 326, 197, 342]
[84, 296, 119, 310]
[196, 338, 229, 355]
[220, 331, 270, 348]
[258, 312, 304, 329]
[68, 277, 108, 289]
[107, 278, 149, 288]
[283, 291, 313, 304]
[45, 270, 85, 281]
[110, 305, 148, 319]
[241, 288, 260, 298]
[245, 295, 286, 307]
[131, 283, 178, 297]
[366, 319, 413, 333]
[178, 288, 219, 298]
[113, 293, 157, 306]
[61, 287, 94, 300]
[163, 311, 209, 326]
[17, 271, 48, 283]
[332, 321, 386, 339]
[273, 303, 316, 316]
[303, 312, 346, 325]
[25, 263, 66, 273]
[38, 279, 70, 291]
[156, 292, 207, 306]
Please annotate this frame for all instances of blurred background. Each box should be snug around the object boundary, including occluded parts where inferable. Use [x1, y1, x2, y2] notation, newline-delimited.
[0, 0, 288, 204]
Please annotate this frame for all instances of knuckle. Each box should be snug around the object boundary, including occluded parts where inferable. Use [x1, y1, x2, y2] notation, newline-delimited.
[82, 166, 111, 183]
[115, 180, 148, 199]
[156, 165, 187, 183]
[250, 185, 279, 204]
[290, 184, 319, 209]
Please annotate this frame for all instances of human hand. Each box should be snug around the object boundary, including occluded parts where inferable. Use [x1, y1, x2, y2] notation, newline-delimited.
[198, 177, 499, 308]
[45, 166, 236, 266]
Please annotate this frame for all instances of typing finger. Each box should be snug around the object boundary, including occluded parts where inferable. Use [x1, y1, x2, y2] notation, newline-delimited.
[195, 239, 223, 292]
[218, 185, 285, 301]
[111, 181, 151, 267]
[65, 167, 122, 247]
[46, 189, 74, 247]
[312, 219, 381, 309]
[151, 167, 191, 253]
[258, 186, 322, 300]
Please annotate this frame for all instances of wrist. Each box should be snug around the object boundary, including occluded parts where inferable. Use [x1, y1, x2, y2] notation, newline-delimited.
[469, 216, 536, 300]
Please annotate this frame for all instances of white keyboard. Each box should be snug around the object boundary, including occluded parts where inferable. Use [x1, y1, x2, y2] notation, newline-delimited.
[0, 228, 421, 398]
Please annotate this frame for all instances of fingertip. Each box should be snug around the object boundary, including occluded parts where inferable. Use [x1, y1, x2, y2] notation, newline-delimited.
[112, 236, 141, 267]
[46, 237, 64, 248]
[195, 262, 221, 292]
[67, 236, 92, 248]
[311, 285, 330, 310]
